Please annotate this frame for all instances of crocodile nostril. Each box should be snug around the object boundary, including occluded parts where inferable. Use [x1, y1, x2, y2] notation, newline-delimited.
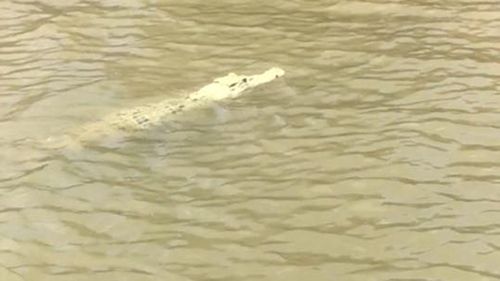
[242, 78, 247, 83]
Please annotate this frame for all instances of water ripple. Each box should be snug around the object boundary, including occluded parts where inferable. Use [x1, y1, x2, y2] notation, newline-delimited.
[2, 0, 500, 280]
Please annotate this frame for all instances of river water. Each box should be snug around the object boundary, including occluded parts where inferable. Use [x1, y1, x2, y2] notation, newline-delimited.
[1, 1, 500, 280]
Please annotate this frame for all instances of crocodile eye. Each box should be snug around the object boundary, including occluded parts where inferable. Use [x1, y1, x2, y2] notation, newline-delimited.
[229, 82, 237, 88]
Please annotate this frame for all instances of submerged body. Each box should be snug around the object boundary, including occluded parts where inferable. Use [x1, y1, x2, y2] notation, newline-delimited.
[55, 67, 284, 148]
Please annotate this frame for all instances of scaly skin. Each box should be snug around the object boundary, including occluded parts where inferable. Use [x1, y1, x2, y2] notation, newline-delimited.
[51, 67, 285, 148]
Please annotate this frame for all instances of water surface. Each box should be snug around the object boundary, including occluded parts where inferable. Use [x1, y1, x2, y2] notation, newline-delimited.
[1, 0, 500, 280]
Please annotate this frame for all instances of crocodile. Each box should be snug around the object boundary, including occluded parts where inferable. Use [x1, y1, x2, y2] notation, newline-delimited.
[47, 67, 285, 149]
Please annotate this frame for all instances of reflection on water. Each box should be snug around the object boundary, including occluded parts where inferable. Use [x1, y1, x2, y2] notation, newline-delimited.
[1, 0, 500, 280]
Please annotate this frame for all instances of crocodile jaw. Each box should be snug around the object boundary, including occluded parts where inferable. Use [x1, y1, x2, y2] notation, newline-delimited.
[196, 67, 285, 100]
[246, 67, 285, 89]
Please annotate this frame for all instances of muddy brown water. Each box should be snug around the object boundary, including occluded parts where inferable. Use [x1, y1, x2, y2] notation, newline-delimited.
[1, 1, 500, 280]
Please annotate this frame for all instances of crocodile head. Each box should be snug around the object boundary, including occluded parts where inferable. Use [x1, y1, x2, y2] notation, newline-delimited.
[196, 67, 285, 101]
